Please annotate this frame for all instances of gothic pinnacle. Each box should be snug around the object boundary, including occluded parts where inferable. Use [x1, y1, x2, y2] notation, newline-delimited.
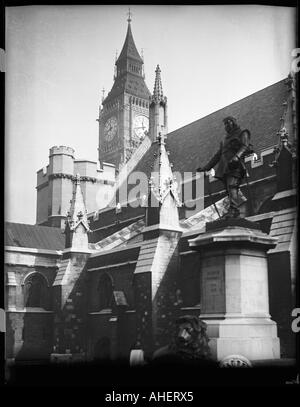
[153, 64, 164, 101]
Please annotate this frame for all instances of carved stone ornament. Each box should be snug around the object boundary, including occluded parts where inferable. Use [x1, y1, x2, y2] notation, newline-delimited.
[220, 354, 252, 368]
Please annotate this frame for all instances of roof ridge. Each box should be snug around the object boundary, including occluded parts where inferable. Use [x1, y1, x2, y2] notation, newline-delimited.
[167, 77, 288, 137]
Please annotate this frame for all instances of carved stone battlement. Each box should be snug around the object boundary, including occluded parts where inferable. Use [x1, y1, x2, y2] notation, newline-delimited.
[49, 146, 75, 158]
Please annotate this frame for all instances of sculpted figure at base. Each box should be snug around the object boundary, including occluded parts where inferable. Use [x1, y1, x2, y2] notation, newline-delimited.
[152, 315, 213, 365]
[197, 117, 251, 218]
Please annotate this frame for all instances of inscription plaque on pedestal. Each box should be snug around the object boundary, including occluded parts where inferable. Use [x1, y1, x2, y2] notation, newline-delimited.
[202, 264, 225, 314]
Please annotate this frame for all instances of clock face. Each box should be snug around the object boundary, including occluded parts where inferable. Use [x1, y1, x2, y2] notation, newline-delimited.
[104, 116, 118, 141]
[133, 115, 149, 139]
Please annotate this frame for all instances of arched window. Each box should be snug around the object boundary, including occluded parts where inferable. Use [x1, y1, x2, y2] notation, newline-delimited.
[24, 273, 48, 308]
[97, 273, 113, 310]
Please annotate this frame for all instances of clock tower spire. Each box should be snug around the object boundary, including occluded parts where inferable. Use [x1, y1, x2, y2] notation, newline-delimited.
[98, 12, 151, 170]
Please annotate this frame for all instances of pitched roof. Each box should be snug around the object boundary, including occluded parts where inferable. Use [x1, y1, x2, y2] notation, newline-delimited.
[117, 22, 143, 64]
[5, 222, 65, 251]
[132, 78, 288, 176]
[104, 71, 151, 103]
[268, 207, 297, 253]
[87, 244, 141, 270]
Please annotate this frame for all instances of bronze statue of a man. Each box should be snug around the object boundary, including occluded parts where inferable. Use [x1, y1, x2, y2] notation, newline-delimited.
[197, 117, 251, 218]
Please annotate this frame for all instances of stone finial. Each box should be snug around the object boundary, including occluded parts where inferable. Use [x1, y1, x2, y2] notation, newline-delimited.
[127, 7, 132, 24]
[157, 131, 166, 146]
[75, 173, 81, 185]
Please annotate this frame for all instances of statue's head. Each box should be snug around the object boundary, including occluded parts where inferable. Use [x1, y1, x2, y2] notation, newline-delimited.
[174, 315, 207, 348]
[223, 116, 238, 133]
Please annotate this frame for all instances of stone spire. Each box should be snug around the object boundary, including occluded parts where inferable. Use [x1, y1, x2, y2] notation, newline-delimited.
[151, 133, 181, 205]
[102, 15, 150, 106]
[147, 132, 182, 229]
[149, 65, 168, 141]
[116, 11, 143, 64]
[64, 174, 90, 250]
[152, 65, 164, 102]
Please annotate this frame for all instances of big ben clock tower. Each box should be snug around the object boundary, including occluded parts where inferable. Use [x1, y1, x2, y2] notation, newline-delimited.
[98, 12, 151, 170]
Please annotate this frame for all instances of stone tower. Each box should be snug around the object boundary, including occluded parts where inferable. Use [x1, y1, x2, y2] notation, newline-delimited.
[98, 14, 151, 171]
[36, 146, 116, 228]
[36, 146, 75, 228]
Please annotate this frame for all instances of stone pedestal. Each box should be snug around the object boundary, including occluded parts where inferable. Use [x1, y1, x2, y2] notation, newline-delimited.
[188, 219, 280, 361]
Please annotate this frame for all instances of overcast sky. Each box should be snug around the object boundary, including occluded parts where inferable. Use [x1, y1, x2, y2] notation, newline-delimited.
[5, 5, 296, 225]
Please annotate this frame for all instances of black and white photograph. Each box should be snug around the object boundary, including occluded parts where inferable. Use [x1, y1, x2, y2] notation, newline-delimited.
[2, 2, 299, 391]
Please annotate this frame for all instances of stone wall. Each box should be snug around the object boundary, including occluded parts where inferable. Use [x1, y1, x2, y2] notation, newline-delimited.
[268, 251, 296, 358]
[5, 249, 61, 362]
[87, 311, 137, 361]
[6, 311, 53, 361]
